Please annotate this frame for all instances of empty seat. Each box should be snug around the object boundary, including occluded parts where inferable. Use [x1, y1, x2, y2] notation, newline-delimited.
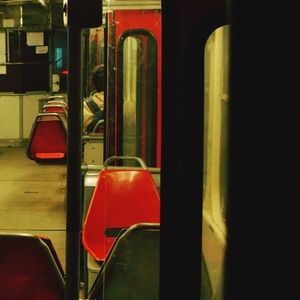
[42, 94, 68, 115]
[46, 95, 67, 104]
[0, 233, 65, 300]
[26, 112, 67, 161]
[40, 96, 68, 111]
[88, 223, 160, 300]
[91, 119, 104, 134]
[42, 104, 67, 115]
[88, 224, 213, 300]
[82, 156, 160, 262]
[39, 235, 65, 277]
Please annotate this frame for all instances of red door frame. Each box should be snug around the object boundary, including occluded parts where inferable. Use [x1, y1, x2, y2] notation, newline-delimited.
[106, 9, 161, 167]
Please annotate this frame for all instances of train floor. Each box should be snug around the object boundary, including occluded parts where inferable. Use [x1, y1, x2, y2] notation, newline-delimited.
[0, 145, 67, 271]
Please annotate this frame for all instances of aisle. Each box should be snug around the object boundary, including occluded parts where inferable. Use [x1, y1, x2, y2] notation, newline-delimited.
[0, 146, 67, 270]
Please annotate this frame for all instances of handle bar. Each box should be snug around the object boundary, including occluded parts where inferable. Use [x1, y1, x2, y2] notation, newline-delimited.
[103, 156, 148, 170]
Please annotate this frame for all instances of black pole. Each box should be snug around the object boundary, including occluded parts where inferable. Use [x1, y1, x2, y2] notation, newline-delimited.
[224, 2, 295, 300]
[65, 25, 82, 299]
[63, 0, 102, 298]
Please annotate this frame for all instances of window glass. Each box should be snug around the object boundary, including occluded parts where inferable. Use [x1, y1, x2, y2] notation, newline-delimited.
[0, 30, 50, 92]
[119, 31, 157, 167]
[202, 25, 229, 300]
[52, 30, 67, 92]
[123, 36, 139, 157]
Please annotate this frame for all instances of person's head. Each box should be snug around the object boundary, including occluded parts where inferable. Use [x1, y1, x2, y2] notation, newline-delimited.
[91, 64, 104, 92]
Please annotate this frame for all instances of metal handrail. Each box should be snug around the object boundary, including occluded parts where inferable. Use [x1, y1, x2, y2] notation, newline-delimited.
[103, 155, 148, 170]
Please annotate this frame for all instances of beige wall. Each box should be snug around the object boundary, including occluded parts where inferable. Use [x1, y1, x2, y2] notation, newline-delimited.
[0, 93, 50, 142]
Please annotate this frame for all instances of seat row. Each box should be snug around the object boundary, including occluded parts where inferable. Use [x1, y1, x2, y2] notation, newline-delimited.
[26, 95, 68, 161]
[0, 224, 160, 300]
[26, 94, 105, 162]
[0, 156, 161, 299]
[0, 224, 213, 300]
[0, 156, 213, 299]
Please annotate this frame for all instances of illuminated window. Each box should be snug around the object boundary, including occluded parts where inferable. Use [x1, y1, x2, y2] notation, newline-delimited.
[202, 25, 229, 300]
[118, 31, 157, 167]
[55, 48, 63, 70]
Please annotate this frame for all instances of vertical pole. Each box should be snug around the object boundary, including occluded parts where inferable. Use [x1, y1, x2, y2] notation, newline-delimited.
[64, 1, 102, 297]
[65, 25, 82, 299]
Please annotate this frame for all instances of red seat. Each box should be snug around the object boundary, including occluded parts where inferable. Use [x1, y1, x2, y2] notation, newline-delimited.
[42, 104, 67, 115]
[44, 95, 68, 107]
[46, 95, 67, 103]
[82, 156, 160, 262]
[0, 233, 65, 300]
[26, 113, 67, 161]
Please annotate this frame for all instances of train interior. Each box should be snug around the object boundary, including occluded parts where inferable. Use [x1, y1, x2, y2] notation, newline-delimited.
[0, 0, 233, 299]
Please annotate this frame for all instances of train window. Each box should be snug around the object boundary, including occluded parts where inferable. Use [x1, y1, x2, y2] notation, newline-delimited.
[0, 30, 50, 92]
[89, 28, 105, 74]
[202, 24, 229, 299]
[55, 48, 63, 70]
[52, 30, 67, 93]
[82, 27, 105, 98]
[123, 36, 139, 157]
[118, 31, 157, 167]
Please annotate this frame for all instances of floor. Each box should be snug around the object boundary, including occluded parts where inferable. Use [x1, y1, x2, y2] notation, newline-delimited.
[0, 146, 67, 270]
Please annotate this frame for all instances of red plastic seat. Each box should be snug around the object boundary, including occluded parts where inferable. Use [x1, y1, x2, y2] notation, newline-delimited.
[82, 156, 160, 262]
[44, 95, 67, 107]
[26, 113, 67, 161]
[42, 104, 67, 115]
[0, 233, 65, 300]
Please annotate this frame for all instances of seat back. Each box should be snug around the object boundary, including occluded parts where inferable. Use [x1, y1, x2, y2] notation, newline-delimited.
[39, 235, 65, 277]
[82, 156, 160, 261]
[89, 223, 160, 300]
[0, 233, 65, 300]
[89, 224, 213, 300]
[26, 113, 67, 161]
[42, 104, 67, 115]
[46, 95, 67, 104]
[91, 119, 104, 134]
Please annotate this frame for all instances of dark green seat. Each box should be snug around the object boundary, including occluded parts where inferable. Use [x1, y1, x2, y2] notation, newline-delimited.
[88, 223, 213, 300]
[89, 223, 160, 300]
